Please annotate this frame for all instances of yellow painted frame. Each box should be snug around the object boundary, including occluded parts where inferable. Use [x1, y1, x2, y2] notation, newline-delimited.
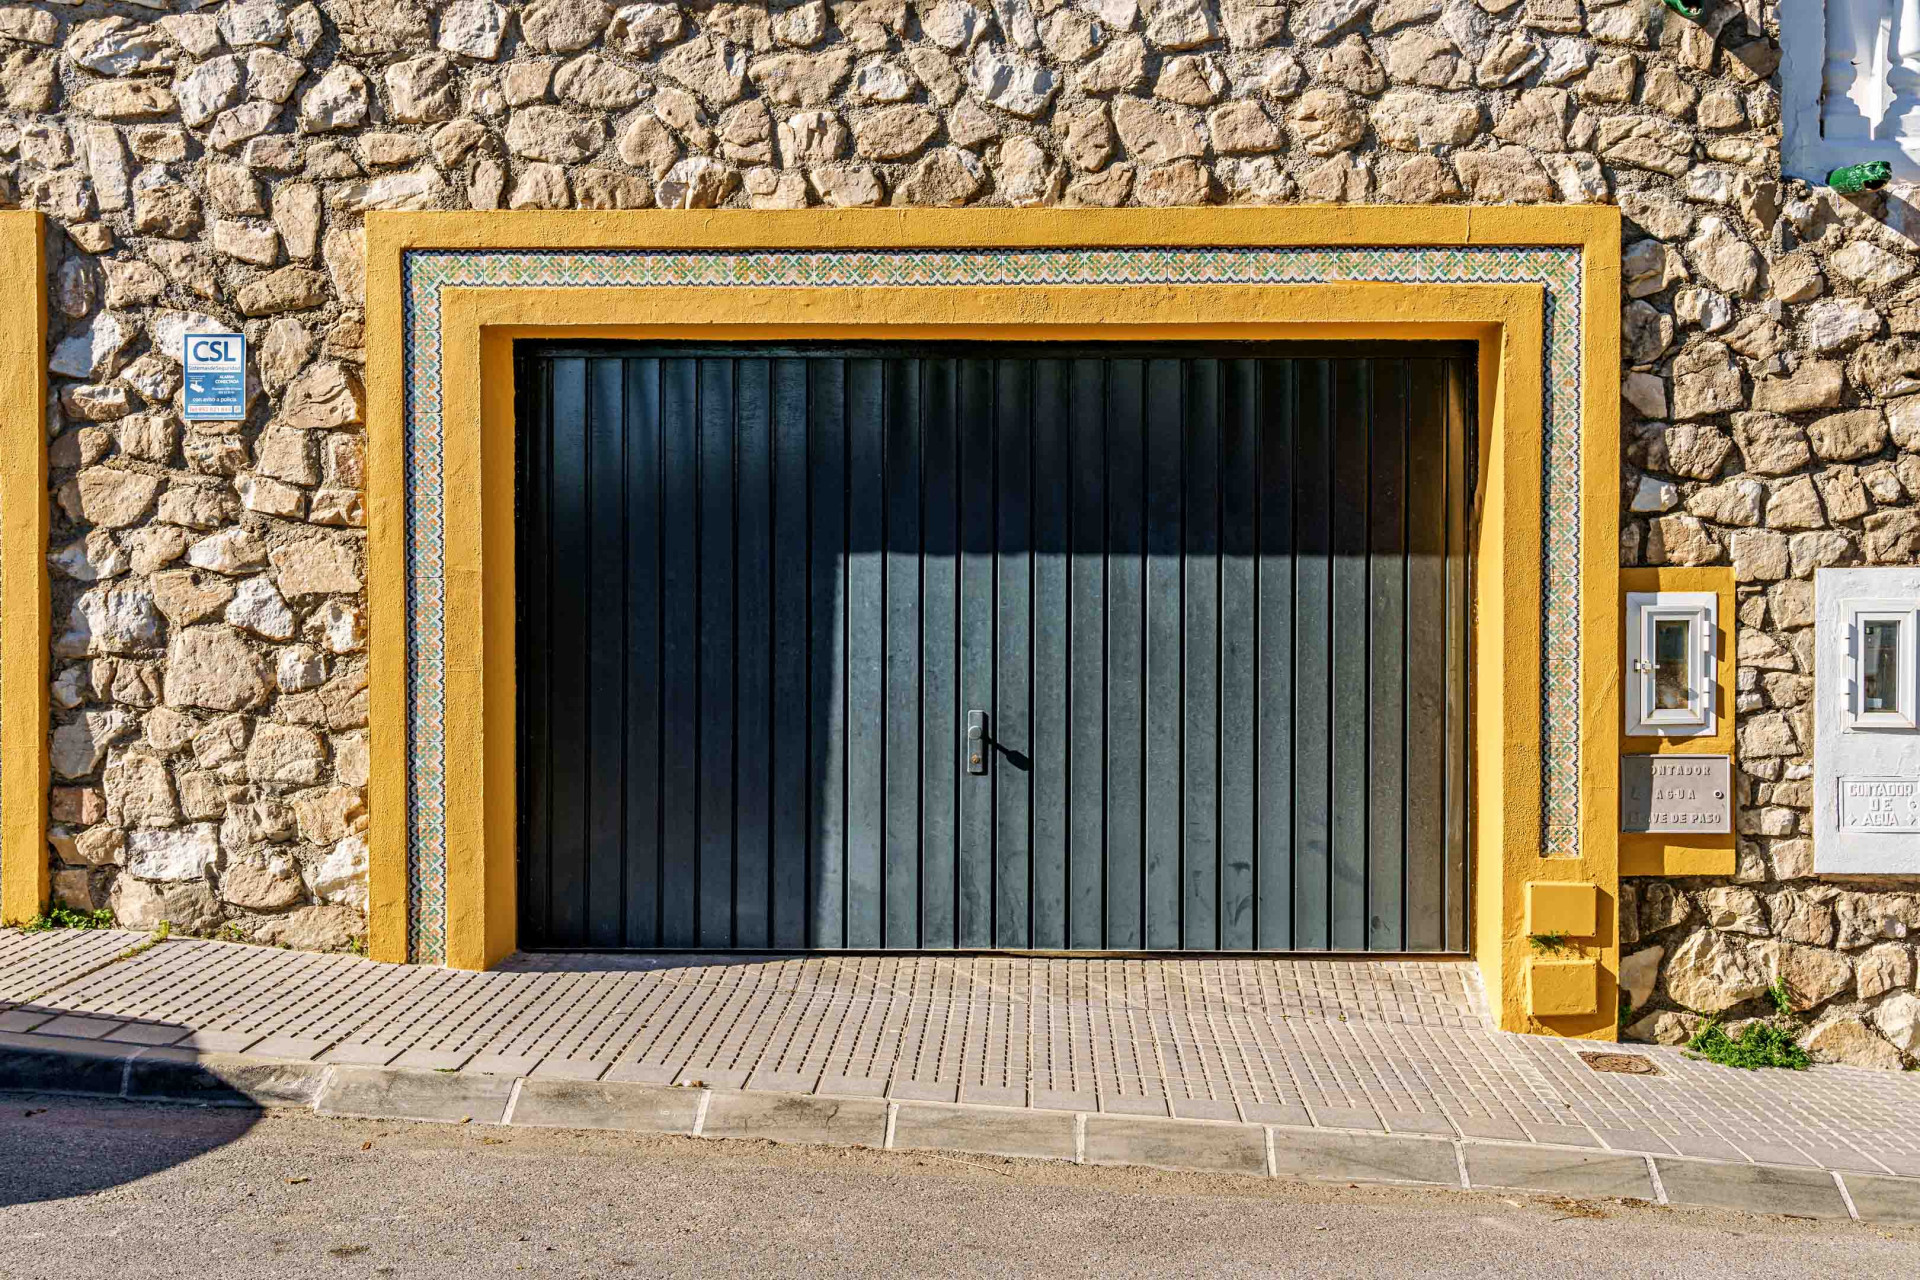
[1618, 566, 1738, 877]
[0, 211, 49, 925]
[365, 208, 1622, 1039]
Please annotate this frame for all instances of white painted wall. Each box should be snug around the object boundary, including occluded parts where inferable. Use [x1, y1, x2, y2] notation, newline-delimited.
[1815, 567, 1920, 873]
[1783, 0, 1920, 182]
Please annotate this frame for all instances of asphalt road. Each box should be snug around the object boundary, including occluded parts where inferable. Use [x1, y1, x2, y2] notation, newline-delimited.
[0, 1094, 1913, 1279]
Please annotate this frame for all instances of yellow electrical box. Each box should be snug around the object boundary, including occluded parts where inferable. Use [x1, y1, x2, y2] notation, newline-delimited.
[1528, 958, 1599, 1017]
[1527, 881, 1598, 937]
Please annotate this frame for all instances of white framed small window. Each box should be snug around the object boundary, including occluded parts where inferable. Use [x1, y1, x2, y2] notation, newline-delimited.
[1848, 601, 1920, 728]
[1625, 592, 1717, 738]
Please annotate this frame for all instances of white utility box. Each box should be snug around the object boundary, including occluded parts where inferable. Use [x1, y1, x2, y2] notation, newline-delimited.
[1624, 590, 1717, 738]
[1814, 567, 1920, 873]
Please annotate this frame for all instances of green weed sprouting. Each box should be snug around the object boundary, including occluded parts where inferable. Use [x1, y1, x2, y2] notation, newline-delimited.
[1686, 1019, 1810, 1071]
[21, 906, 114, 932]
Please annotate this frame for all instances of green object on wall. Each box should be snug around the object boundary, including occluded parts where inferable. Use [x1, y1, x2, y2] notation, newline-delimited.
[1659, 0, 1703, 17]
[1829, 161, 1895, 193]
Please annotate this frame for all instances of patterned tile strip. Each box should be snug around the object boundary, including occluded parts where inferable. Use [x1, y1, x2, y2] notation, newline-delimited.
[402, 246, 1585, 962]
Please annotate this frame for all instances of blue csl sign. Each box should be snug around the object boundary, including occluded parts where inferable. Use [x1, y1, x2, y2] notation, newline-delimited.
[182, 331, 246, 421]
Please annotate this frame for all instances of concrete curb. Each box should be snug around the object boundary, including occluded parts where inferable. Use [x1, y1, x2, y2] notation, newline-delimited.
[129, 1048, 332, 1109]
[3, 1036, 1917, 1226]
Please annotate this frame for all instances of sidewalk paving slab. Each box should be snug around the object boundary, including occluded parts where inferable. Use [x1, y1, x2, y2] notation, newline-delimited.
[1872, 1152, 1920, 1178]
[248, 1036, 330, 1062]
[601, 1062, 678, 1085]
[1795, 1143, 1890, 1174]
[1730, 1140, 1823, 1168]
[1653, 1158, 1852, 1219]
[528, 1057, 613, 1081]
[1309, 1105, 1384, 1132]
[321, 1042, 406, 1066]
[508, 1078, 701, 1134]
[1463, 1145, 1655, 1199]
[892, 1102, 1077, 1161]
[1664, 1132, 1748, 1162]
[1268, 1129, 1460, 1186]
[1380, 1109, 1456, 1137]
[1030, 1088, 1096, 1112]
[174, 1030, 260, 1054]
[0, 929, 147, 1003]
[1589, 1126, 1676, 1156]
[815, 1073, 886, 1098]
[1084, 1116, 1268, 1176]
[316, 1065, 517, 1125]
[390, 1048, 471, 1071]
[34, 1014, 122, 1040]
[1451, 1116, 1529, 1142]
[1517, 1121, 1603, 1148]
[1240, 1102, 1312, 1126]
[104, 1022, 191, 1047]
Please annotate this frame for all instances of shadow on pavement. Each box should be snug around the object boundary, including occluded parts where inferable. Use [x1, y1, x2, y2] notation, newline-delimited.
[0, 1093, 260, 1208]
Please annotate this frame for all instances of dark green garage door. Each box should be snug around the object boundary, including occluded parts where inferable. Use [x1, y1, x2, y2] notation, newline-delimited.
[516, 341, 1472, 953]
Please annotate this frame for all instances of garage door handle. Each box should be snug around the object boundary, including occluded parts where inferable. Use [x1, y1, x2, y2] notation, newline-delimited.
[967, 711, 988, 775]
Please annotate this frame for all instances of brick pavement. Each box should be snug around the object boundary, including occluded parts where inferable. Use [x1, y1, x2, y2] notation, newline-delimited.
[5, 927, 1920, 1177]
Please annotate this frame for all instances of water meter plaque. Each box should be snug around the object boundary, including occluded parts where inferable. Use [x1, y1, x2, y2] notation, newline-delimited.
[1621, 755, 1732, 834]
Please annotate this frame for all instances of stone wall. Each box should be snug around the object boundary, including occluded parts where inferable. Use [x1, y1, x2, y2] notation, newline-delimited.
[1599, 6, 1920, 1070]
[13, 0, 1920, 1062]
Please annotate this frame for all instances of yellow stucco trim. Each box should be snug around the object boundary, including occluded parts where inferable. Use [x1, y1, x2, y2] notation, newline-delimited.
[1539, 206, 1623, 1038]
[439, 282, 1531, 971]
[365, 208, 1622, 1042]
[366, 205, 1578, 253]
[0, 211, 48, 925]
[1617, 566, 1738, 878]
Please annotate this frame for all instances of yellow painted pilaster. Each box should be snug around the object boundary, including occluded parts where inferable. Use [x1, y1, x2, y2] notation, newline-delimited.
[364, 214, 410, 963]
[1519, 205, 1623, 1037]
[0, 211, 49, 926]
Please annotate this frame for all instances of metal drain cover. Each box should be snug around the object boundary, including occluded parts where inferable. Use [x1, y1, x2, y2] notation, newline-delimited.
[1579, 1051, 1661, 1076]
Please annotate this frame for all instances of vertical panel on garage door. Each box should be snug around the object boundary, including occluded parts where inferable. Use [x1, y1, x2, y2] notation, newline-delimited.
[517, 342, 1474, 952]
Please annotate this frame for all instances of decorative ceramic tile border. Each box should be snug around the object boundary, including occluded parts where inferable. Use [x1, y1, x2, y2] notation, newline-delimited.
[401, 245, 1585, 963]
